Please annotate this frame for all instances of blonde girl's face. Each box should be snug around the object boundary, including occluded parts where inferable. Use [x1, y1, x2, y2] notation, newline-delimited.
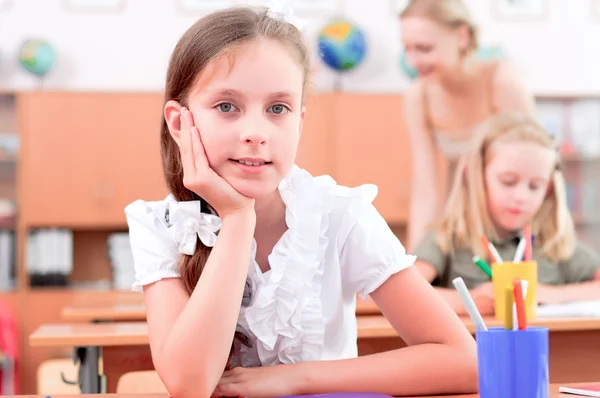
[484, 141, 556, 236]
[186, 38, 305, 200]
[400, 16, 464, 80]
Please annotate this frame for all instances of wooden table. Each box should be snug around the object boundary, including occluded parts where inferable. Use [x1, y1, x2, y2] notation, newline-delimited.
[30, 315, 600, 394]
[61, 295, 380, 322]
[0, 384, 588, 397]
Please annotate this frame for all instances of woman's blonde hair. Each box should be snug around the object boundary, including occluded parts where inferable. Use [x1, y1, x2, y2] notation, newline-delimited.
[400, 0, 479, 54]
[435, 113, 576, 263]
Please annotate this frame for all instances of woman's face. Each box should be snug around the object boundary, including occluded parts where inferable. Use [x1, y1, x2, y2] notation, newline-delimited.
[400, 16, 466, 81]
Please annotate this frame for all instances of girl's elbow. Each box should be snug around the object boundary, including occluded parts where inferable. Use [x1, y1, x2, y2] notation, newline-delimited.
[156, 361, 218, 398]
[161, 371, 216, 398]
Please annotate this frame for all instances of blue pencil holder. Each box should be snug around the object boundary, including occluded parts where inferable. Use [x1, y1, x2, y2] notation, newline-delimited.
[476, 327, 549, 398]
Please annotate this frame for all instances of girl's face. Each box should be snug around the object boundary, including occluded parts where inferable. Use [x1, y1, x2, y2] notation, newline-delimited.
[186, 38, 305, 200]
[400, 16, 466, 81]
[484, 141, 556, 236]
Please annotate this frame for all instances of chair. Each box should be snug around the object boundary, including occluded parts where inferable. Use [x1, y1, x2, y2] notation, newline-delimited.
[37, 358, 80, 395]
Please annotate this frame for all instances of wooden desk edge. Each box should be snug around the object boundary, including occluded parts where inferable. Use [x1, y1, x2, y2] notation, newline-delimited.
[29, 323, 149, 348]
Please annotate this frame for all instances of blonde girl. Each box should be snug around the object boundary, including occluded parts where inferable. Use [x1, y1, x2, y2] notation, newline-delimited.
[124, 3, 477, 398]
[399, 0, 535, 249]
[413, 113, 600, 316]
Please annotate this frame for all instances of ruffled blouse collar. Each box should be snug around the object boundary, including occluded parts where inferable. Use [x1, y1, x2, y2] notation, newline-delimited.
[164, 164, 335, 366]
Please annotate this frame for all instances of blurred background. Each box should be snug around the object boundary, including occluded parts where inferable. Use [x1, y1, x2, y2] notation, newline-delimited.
[1, 0, 600, 394]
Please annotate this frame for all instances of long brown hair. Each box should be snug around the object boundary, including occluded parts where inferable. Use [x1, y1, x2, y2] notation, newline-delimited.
[435, 113, 576, 262]
[160, 6, 311, 295]
[400, 0, 479, 55]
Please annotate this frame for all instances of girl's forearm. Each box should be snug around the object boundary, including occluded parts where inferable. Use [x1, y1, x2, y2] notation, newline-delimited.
[540, 280, 600, 304]
[160, 210, 255, 397]
[296, 343, 478, 396]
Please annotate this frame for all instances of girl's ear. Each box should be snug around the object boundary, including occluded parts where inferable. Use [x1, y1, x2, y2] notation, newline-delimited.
[299, 105, 306, 136]
[545, 175, 555, 198]
[164, 100, 183, 145]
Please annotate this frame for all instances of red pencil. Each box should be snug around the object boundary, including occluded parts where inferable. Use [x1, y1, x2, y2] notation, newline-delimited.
[480, 235, 500, 263]
[523, 224, 532, 261]
[513, 279, 527, 330]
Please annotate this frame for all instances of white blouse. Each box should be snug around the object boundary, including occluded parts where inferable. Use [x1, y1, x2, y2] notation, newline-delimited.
[124, 165, 415, 368]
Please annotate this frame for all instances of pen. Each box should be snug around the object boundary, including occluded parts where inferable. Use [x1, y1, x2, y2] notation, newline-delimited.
[452, 277, 488, 331]
[523, 224, 533, 261]
[504, 284, 513, 330]
[480, 235, 503, 264]
[513, 280, 529, 330]
[513, 279, 527, 330]
[473, 256, 493, 279]
[513, 237, 526, 262]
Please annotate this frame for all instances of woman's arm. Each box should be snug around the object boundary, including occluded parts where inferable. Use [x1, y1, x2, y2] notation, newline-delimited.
[538, 269, 600, 304]
[297, 267, 478, 396]
[144, 209, 255, 398]
[404, 82, 439, 251]
[492, 60, 536, 114]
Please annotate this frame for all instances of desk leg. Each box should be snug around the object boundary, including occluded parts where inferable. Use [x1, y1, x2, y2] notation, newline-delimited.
[1, 356, 13, 395]
[74, 346, 101, 394]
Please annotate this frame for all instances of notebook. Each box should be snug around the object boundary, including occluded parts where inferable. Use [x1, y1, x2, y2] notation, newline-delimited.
[536, 300, 600, 318]
[559, 383, 600, 397]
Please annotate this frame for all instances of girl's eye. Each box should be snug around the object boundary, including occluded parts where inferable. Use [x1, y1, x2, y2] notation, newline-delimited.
[267, 104, 289, 115]
[217, 103, 238, 113]
[500, 180, 517, 187]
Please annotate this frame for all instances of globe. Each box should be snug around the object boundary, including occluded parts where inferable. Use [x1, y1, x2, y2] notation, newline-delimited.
[399, 45, 507, 80]
[317, 20, 367, 72]
[19, 40, 56, 77]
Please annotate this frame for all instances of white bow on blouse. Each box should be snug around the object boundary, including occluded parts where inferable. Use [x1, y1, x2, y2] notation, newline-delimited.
[168, 201, 222, 255]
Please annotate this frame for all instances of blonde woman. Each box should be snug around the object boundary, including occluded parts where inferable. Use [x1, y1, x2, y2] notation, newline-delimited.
[400, 0, 536, 249]
[413, 113, 600, 316]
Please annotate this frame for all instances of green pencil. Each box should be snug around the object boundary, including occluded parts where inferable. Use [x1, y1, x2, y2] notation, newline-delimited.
[473, 256, 493, 279]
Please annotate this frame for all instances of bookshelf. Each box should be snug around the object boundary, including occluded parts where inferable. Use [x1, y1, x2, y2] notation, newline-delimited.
[536, 96, 600, 249]
[0, 93, 18, 291]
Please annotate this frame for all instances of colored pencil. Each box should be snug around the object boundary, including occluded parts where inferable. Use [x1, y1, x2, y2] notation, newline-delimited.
[523, 224, 533, 261]
[513, 279, 527, 330]
[504, 284, 514, 330]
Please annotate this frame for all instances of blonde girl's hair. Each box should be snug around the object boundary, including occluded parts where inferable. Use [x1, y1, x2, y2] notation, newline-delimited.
[400, 0, 479, 55]
[435, 113, 576, 263]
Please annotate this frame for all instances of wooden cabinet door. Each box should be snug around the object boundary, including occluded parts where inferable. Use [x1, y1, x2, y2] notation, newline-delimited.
[99, 93, 168, 226]
[295, 93, 336, 177]
[19, 92, 168, 228]
[332, 94, 411, 224]
[19, 92, 104, 227]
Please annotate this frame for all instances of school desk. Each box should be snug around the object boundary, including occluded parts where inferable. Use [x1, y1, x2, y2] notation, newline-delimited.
[60, 295, 379, 323]
[0, 383, 587, 397]
[29, 316, 600, 394]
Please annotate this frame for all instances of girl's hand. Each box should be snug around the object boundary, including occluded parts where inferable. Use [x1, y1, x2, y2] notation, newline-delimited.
[469, 282, 496, 316]
[213, 364, 305, 398]
[179, 107, 255, 219]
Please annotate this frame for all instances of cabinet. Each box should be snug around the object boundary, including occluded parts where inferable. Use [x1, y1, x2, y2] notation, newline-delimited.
[333, 94, 412, 224]
[20, 93, 167, 228]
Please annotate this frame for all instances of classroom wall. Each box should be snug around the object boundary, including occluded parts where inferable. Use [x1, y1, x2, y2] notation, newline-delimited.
[1, 0, 599, 94]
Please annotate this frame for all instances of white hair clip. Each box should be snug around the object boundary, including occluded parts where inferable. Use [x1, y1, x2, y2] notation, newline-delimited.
[267, 0, 309, 33]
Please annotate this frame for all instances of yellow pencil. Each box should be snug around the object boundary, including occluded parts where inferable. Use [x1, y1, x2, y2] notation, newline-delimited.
[504, 284, 514, 330]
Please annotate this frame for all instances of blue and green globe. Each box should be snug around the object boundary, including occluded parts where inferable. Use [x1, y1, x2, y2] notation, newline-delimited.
[19, 40, 56, 77]
[317, 20, 366, 72]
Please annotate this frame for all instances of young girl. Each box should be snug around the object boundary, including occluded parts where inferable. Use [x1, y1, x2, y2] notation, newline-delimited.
[124, 4, 477, 398]
[399, 0, 535, 250]
[413, 113, 600, 316]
